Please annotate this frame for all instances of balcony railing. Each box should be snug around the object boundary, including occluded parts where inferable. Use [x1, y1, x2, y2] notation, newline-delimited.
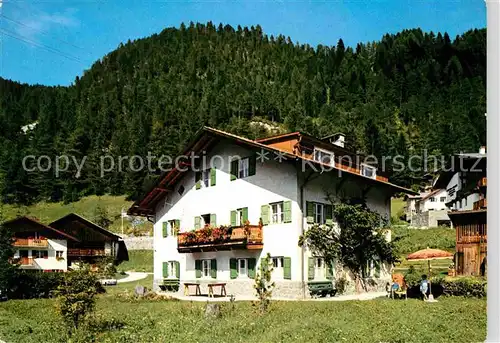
[457, 235, 487, 244]
[473, 198, 487, 210]
[67, 248, 106, 257]
[10, 257, 35, 266]
[177, 224, 263, 253]
[13, 238, 49, 248]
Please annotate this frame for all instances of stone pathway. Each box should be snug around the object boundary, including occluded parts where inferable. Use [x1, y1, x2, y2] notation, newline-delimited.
[164, 291, 388, 302]
[117, 272, 149, 284]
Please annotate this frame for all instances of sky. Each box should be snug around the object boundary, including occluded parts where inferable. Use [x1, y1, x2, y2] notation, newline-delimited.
[0, 0, 486, 86]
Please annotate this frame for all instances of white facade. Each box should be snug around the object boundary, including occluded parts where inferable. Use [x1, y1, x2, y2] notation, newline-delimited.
[445, 172, 481, 211]
[420, 189, 448, 211]
[14, 238, 68, 271]
[152, 140, 393, 298]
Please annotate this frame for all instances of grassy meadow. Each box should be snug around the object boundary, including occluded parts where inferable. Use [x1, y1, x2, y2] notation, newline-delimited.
[0, 286, 486, 343]
[118, 250, 154, 273]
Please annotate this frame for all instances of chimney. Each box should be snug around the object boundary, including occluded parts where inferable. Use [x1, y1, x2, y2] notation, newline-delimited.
[479, 146, 486, 154]
[332, 134, 345, 148]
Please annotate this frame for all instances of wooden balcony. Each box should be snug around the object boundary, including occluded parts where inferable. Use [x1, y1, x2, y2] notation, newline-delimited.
[10, 257, 35, 266]
[67, 248, 106, 257]
[177, 224, 263, 253]
[473, 198, 487, 210]
[13, 238, 49, 248]
[457, 234, 487, 244]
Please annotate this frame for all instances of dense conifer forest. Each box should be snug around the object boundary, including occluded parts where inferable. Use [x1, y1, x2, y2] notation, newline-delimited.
[0, 22, 486, 205]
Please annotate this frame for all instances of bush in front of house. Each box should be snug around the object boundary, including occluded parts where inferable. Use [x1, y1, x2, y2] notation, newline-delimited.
[403, 266, 486, 298]
[9, 270, 64, 299]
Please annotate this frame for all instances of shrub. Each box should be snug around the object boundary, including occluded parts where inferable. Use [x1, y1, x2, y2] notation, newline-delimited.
[253, 253, 274, 314]
[9, 270, 64, 299]
[437, 277, 487, 298]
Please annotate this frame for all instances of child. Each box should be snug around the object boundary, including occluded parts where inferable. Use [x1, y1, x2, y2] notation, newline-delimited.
[420, 275, 429, 300]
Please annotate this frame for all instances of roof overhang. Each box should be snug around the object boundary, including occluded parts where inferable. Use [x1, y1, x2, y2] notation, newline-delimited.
[3, 216, 80, 242]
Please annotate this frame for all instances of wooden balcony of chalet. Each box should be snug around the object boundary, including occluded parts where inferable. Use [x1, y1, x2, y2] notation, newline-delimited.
[177, 224, 263, 253]
[67, 248, 106, 257]
[13, 238, 49, 248]
[473, 198, 487, 210]
[457, 234, 487, 244]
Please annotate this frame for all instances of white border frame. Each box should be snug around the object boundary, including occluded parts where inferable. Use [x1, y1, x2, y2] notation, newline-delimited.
[486, 1, 500, 341]
[313, 147, 335, 166]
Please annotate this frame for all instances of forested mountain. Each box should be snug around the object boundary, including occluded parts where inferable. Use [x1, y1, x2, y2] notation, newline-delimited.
[0, 22, 486, 205]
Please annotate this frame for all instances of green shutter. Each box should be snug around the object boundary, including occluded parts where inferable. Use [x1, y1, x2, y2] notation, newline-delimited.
[175, 220, 180, 234]
[283, 257, 291, 280]
[242, 207, 249, 223]
[194, 216, 201, 229]
[283, 201, 292, 223]
[248, 155, 256, 176]
[261, 205, 269, 225]
[325, 205, 333, 225]
[163, 262, 169, 278]
[175, 261, 180, 279]
[230, 258, 238, 279]
[230, 210, 237, 226]
[210, 259, 217, 279]
[308, 257, 315, 280]
[374, 259, 381, 278]
[326, 261, 334, 280]
[210, 168, 216, 186]
[162, 222, 168, 237]
[195, 260, 202, 278]
[230, 160, 239, 181]
[195, 172, 201, 190]
[306, 202, 314, 223]
[248, 258, 256, 278]
[210, 214, 216, 226]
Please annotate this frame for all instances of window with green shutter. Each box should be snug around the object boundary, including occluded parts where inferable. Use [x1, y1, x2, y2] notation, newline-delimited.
[195, 171, 201, 190]
[210, 214, 217, 226]
[283, 257, 291, 280]
[308, 257, 315, 280]
[242, 207, 249, 223]
[230, 258, 238, 279]
[247, 258, 256, 278]
[260, 204, 269, 225]
[194, 216, 201, 229]
[210, 259, 217, 279]
[210, 168, 216, 186]
[230, 210, 237, 226]
[175, 261, 180, 279]
[162, 222, 168, 237]
[163, 262, 169, 278]
[195, 260, 202, 278]
[283, 201, 292, 223]
[325, 205, 334, 225]
[306, 202, 314, 224]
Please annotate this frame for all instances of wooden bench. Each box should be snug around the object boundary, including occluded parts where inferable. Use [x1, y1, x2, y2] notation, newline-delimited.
[207, 283, 227, 298]
[308, 281, 337, 298]
[159, 279, 180, 292]
[183, 282, 202, 296]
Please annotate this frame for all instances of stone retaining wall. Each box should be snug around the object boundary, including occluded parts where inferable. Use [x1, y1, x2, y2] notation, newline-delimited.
[121, 236, 154, 250]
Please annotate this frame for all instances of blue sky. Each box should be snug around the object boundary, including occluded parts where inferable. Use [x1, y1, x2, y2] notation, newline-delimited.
[0, 0, 486, 86]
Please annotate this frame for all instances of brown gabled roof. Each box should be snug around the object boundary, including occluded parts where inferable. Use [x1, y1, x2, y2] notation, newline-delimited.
[49, 213, 121, 240]
[421, 188, 445, 202]
[3, 216, 80, 242]
[128, 126, 417, 216]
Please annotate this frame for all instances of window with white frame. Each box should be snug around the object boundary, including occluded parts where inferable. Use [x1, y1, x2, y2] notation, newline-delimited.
[56, 251, 63, 259]
[314, 203, 325, 224]
[313, 148, 334, 166]
[168, 261, 177, 278]
[272, 257, 284, 279]
[430, 197, 436, 202]
[440, 196, 446, 202]
[271, 202, 284, 224]
[168, 220, 179, 235]
[195, 168, 211, 188]
[238, 158, 250, 178]
[202, 259, 211, 278]
[236, 208, 244, 226]
[360, 164, 376, 179]
[238, 258, 248, 277]
[315, 257, 325, 280]
[201, 214, 211, 226]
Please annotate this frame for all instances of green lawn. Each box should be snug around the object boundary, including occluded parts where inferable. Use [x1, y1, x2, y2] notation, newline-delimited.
[0, 293, 486, 343]
[118, 250, 153, 273]
[0, 195, 152, 234]
[391, 197, 406, 222]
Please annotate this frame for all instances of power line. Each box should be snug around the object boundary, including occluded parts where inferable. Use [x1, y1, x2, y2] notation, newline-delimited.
[0, 13, 85, 51]
[0, 28, 85, 64]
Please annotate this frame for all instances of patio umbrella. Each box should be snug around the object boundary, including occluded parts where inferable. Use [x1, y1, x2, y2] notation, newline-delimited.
[407, 247, 454, 302]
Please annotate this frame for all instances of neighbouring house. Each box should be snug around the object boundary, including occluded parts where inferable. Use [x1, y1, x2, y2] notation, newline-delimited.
[433, 147, 487, 276]
[403, 189, 451, 228]
[4, 213, 128, 271]
[127, 127, 416, 299]
[4, 216, 79, 272]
